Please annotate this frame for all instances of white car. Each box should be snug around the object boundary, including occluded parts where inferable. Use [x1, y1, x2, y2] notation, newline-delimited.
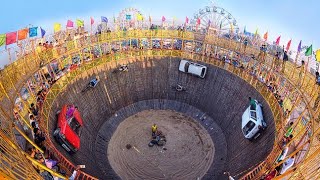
[178, 60, 207, 78]
[241, 100, 267, 140]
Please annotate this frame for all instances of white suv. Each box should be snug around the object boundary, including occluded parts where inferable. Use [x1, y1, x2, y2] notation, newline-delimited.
[179, 60, 207, 78]
[241, 100, 267, 140]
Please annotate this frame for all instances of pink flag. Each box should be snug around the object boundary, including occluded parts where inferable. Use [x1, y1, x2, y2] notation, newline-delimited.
[197, 18, 201, 25]
[185, 16, 189, 24]
[67, 20, 74, 28]
[6, 32, 17, 45]
[275, 36, 281, 45]
[90, 17, 94, 25]
[286, 39, 292, 51]
[162, 16, 166, 22]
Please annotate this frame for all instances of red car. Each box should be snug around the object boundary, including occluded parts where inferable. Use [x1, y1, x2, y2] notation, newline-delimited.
[53, 105, 83, 153]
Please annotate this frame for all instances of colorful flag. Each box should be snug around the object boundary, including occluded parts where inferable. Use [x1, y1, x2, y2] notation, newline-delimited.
[305, 45, 312, 56]
[275, 36, 281, 45]
[162, 16, 166, 22]
[297, 40, 302, 53]
[101, 16, 108, 23]
[263, 32, 268, 41]
[136, 13, 143, 21]
[76, 19, 84, 27]
[90, 17, 94, 25]
[18, 28, 29, 40]
[197, 18, 201, 25]
[54, 23, 61, 32]
[254, 28, 258, 36]
[316, 49, 320, 62]
[286, 39, 292, 51]
[126, 14, 131, 20]
[40, 27, 46, 38]
[0, 34, 5, 47]
[6, 32, 17, 45]
[185, 16, 189, 24]
[29, 27, 38, 37]
[66, 20, 74, 28]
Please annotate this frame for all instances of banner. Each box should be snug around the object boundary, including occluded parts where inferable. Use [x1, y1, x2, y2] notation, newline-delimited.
[6, 32, 17, 45]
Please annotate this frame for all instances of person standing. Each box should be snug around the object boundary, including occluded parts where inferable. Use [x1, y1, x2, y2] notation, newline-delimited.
[282, 45, 289, 73]
[297, 60, 305, 86]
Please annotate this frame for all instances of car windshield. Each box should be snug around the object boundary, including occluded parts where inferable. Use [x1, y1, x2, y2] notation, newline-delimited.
[184, 62, 190, 72]
[250, 111, 257, 120]
[68, 117, 81, 135]
[243, 120, 256, 135]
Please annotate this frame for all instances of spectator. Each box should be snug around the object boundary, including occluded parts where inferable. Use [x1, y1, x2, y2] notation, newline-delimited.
[297, 60, 305, 86]
[30, 103, 39, 116]
[282, 45, 289, 73]
[34, 128, 46, 148]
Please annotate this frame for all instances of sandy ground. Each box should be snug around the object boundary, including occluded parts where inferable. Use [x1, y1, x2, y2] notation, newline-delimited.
[108, 110, 214, 180]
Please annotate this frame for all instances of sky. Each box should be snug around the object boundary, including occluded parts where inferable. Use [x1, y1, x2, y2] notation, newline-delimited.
[0, 0, 318, 67]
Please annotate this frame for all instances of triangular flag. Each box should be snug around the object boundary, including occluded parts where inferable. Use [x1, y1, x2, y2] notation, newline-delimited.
[316, 49, 320, 62]
[197, 18, 201, 25]
[162, 16, 166, 22]
[254, 28, 258, 36]
[263, 32, 268, 41]
[275, 36, 281, 45]
[29, 27, 38, 37]
[0, 34, 5, 47]
[286, 39, 292, 51]
[54, 23, 61, 32]
[101, 16, 108, 23]
[185, 16, 189, 24]
[18, 28, 29, 40]
[305, 45, 312, 56]
[66, 20, 74, 28]
[6, 32, 17, 45]
[76, 19, 84, 27]
[90, 17, 94, 25]
[40, 27, 46, 38]
[297, 40, 302, 53]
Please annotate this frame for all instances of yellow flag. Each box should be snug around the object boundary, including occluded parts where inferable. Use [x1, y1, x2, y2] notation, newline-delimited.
[136, 13, 143, 21]
[316, 49, 320, 62]
[54, 23, 61, 32]
[254, 28, 258, 36]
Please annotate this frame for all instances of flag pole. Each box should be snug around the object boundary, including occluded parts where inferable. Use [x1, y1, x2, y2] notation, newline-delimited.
[291, 51, 300, 79]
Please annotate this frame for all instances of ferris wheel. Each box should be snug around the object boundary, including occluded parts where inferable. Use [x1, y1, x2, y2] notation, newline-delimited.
[117, 8, 145, 29]
[191, 5, 239, 34]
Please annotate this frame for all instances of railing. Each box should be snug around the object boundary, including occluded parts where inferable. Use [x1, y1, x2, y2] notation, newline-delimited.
[0, 29, 318, 179]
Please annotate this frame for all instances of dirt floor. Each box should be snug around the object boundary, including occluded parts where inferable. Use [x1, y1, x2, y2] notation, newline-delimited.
[107, 110, 215, 180]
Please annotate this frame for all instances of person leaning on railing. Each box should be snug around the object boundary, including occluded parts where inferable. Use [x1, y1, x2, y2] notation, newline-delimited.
[313, 71, 320, 111]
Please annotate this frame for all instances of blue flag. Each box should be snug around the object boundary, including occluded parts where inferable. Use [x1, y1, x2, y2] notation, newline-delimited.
[29, 27, 38, 37]
[126, 14, 131, 20]
[40, 27, 46, 38]
[101, 16, 108, 23]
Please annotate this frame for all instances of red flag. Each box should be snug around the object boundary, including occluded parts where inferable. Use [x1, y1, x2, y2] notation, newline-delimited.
[18, 28, 29, 40]
[263, 32, 268, 41]
[197, 18, 201, 25]
[275, 36, 281, 45]
[6, 32, 17, 45]
[162, 16, 166, 22]
[67, 20, 74, 27]
[185, 16, 189, 24]
[286, 39, 292, 51]
[90, 17, 94, 25]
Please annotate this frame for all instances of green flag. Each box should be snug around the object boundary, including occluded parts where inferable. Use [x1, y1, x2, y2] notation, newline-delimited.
[305, 45, 312, 56]
[0, 34, 5, 47]
[76, 19, 84, 27]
